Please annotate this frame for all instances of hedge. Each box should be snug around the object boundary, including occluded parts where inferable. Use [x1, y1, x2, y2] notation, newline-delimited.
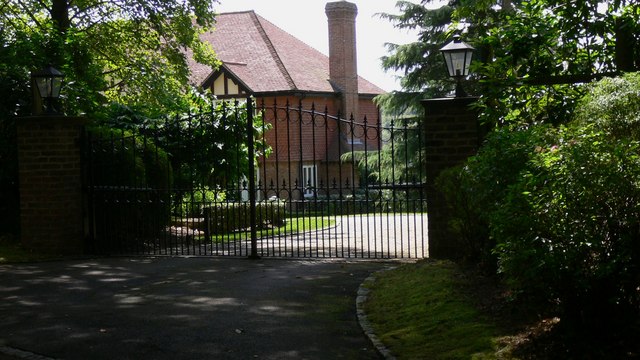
[200, 201, 286, 234]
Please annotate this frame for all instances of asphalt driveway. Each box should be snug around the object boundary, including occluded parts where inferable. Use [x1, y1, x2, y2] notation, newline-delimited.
[0, 257, 393, 359]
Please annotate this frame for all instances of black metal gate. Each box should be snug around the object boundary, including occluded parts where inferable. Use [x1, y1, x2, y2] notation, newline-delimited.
[84, 99, 427, 259]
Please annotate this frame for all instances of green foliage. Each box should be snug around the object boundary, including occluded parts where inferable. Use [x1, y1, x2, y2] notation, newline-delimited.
[0, 0, 219, 117]
[93, 98, 270, 191]
[0, 27, 42, 235]
[374, 1, 456, 115]
[179, 187, 226, 217]
[88, 126, 173, 248]
[494, 124, 640, 334]
[205, 201, 286, 235]
[436, 124, 553, 267]
[439, 73, 640, 338]
[345, 118, 425, 185]
[378, 1, 454, 95]
[574, 72, 640, 138]
[339, 117, 427, 215]
[435, 166, 488, 264]
[380, 0, 640, 127]
[88, 126, 173, 189]
[0, 0, 221, 239]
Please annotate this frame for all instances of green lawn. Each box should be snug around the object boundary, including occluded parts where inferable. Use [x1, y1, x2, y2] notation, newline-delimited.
[205, 216, 335, 243]
[0, 235, 65, 264]
[363, 260, 520, 359]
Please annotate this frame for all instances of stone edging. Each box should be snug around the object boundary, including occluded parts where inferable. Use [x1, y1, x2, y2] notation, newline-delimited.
[356, 268, 397, 360]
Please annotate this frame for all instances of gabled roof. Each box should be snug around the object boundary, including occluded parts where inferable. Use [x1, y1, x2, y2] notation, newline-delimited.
[190, 11, 385, 96]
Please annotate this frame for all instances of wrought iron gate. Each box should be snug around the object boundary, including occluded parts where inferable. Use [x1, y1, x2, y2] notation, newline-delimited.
[85, 99, 427, 259]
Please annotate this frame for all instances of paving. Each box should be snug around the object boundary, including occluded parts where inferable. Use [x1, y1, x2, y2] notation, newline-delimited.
[254, 214, 428, 259]
[127, 214, 428, 261]
[0, 256, 398, 359]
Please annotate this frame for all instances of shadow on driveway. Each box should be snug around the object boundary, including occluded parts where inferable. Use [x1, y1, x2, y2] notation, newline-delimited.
[0, 257, 394, 359]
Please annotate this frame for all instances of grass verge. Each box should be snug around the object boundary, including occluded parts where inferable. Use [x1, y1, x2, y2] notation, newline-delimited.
[203, 216, 336, 243]
[363, 259, 519, 359]
[0, 234, 65, 264]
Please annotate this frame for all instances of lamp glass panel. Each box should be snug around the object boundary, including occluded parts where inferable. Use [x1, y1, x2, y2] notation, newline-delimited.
[34, 76, 63, 99]
[51, 77, 63, 98]
[443, 53, 455, 77]
[36, 77, 51, 98]
[463, 50, 473, 76]
[450, 51, 467, 77]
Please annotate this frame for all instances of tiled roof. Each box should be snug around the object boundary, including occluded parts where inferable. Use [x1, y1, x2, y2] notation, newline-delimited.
[191, 11, 385, 96]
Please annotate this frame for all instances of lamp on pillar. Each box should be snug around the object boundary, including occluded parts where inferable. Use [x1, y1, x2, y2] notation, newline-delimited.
[440, 34, 474, 97]
[31, 65, 65, 115]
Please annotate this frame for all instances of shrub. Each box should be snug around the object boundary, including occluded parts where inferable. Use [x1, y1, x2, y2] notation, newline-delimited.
[204, 200, 286, 234]
[438, 72, 640, 338]
[88, 126, 173, 251]
[88, 126, 173, 189]
[493, 125, 640, 332]
[435, 125, 553, 268]
[435, 165, 489, 265]
[179, 187, 226, 217]
[574, 72, 640, 139]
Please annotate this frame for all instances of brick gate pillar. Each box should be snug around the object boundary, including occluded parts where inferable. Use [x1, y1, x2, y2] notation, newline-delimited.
[17, 116, 88, 254]
[421, 97, 482, 259]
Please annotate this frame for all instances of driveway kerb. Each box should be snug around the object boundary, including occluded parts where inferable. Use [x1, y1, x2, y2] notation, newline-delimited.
[356, 268, 399, 360]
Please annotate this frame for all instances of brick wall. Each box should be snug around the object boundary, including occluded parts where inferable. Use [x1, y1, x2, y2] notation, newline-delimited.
[17, 116, 87, 254]
[421, 97, 482, 259]
[255, 94, 379, 202]
[358, 98, 380, 124]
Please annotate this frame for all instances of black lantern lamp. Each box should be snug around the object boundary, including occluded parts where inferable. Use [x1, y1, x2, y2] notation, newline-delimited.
[32, 65, 65, 114]
[440, 34, 475, 97]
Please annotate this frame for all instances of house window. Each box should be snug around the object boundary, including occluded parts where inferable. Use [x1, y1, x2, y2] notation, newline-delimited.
[347, 137, 363, 145]
[302, 164, 317, 198]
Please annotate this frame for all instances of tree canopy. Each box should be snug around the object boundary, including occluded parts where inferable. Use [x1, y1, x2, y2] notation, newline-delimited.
[1, 0, 219, 117]
[393, 1, 640, 350]
[377, 0, 640, 125]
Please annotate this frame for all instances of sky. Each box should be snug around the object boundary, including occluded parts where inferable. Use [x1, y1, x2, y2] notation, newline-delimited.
[214, 0, 422, 92]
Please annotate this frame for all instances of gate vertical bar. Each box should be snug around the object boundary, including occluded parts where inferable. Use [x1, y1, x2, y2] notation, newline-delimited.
[247, 97, 259, 259]
[84, 130, 96, 254]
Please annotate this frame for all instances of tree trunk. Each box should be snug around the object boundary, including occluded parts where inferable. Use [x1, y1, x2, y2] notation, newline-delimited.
[51, 0, 70, 34]
[615, 16, 636, 72]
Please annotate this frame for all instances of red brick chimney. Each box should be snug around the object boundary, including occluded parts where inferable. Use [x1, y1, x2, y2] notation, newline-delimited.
[325, 1, 359, 121]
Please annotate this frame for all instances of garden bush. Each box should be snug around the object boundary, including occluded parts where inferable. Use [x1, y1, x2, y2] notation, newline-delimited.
[202, 200, 286, 234]
[574, 72, 640, 139]
[88, 126, 173, 250]
[179, 187, 226, 218]
[492, 124, 640, 331]
[435, 124, 554, 268]
[438, 73, 640, 338]
[88, 126, 173, 189]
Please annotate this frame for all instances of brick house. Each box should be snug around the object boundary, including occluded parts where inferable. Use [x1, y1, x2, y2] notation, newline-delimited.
[189, 1, 385, 200]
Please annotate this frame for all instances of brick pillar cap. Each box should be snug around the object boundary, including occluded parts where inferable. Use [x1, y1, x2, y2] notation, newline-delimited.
[421, 96, 480, 105]
[421, 96, 480, 112]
